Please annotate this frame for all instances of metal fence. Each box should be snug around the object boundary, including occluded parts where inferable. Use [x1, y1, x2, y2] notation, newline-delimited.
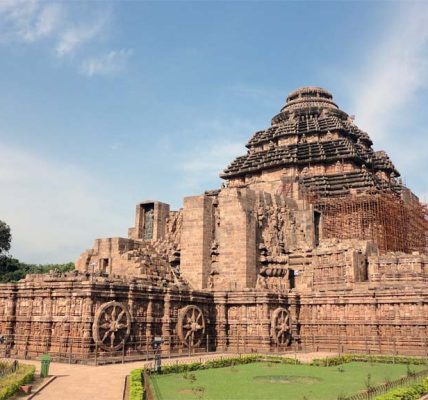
[142, 360, 428, 400]
[345, 368, 428, 400]
[144, 370, 156, 400]
[0, 358, 18, 378]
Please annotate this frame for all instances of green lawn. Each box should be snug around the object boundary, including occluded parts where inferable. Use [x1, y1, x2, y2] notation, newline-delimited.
[150, 362, 426, 400]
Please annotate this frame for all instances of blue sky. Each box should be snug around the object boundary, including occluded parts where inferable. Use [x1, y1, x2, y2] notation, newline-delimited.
[1, 1, 427, 263]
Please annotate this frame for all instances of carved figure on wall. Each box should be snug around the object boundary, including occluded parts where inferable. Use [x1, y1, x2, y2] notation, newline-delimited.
[92, 301, 131, 351]
[177, 305, 205, 347]
[271, 307, 291, 345]
[144, 208, 154, 240]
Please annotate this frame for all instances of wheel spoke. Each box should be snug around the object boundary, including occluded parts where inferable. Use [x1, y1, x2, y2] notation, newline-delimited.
[101, 330, 111, 343]
[95, 303, 132, 350]
[178, 306, 205, 347]
[272, 308, 291, 345]
[117, 310, 125, 322]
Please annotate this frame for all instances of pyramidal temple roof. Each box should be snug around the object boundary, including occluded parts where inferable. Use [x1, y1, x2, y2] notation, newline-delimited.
[282, 86, 339, 112]
[221, 87, 400, 186]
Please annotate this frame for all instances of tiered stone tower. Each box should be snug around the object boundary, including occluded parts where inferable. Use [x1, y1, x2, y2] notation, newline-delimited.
[222, 87, 398, 194]
[222, 87, 426, 254]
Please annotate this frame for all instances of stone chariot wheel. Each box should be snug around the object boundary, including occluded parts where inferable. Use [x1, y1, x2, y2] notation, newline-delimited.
[177, 305, 206, 348]
[271, 307, 291, 346]
[93, 301, 131, 351]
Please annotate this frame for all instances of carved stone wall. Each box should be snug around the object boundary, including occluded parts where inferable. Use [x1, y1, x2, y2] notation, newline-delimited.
[0, 273, 214, 359]
[299, 289, 428, 355]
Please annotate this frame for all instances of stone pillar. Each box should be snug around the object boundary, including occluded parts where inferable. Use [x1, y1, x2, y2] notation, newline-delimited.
[82, 295, 93, 357]
[4, 288, 16, 357]
[41, 289, 53, 354]
[161, 290, 171, 354]
[288, 293, 301, 349]
[126, 284, 136, 355]
[214, 292, 228, 351]
[180, 195, 214, 290]
[145, 299, 153, 350]
[260, 296, 271, 350]
[217, 188, 257, 290]
[24, 291, 34, 357]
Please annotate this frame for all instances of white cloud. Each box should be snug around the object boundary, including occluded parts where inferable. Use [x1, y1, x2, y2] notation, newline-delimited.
[174, 119, 253, 193]
[55, 12, 110, 58]
[346, 2, 428, 201]
[80, 48, 133, 76]
[0, 0, 62, 43]
[177, 139, 243, 195]
[350, 3, 428, 142]
[180, 141, 243, 174]
[0, 144, 127, 264]
[0, 1, 129, 75]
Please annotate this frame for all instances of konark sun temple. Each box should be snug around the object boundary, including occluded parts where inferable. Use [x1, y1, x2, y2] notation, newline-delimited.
[1, 87, 427, 361]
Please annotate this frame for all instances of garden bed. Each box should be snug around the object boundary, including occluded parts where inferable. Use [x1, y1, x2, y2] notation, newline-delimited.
[0, 361, 35, 400]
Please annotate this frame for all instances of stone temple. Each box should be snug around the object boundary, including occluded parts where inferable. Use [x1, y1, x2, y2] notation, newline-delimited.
[1, 87, 427, 360]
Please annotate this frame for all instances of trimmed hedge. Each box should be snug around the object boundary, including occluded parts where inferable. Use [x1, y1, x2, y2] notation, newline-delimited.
[375, 377, 428, 400]
[0, 363, 35, 400]
[157, 355, 299, 375]
[129, 368, 144, 400]
[311, 354, 428, 367]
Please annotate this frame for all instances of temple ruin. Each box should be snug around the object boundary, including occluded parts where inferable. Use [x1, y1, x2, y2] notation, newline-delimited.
[0, 86, 427, 360]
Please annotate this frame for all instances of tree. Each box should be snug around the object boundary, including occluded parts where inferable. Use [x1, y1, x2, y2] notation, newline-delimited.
[0, 220, 74, 282]
[0, 220, 11, 255]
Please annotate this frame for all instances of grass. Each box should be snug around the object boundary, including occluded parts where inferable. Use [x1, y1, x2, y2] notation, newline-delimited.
[150, 362, 427, 400]
[0, 363, 35, 400]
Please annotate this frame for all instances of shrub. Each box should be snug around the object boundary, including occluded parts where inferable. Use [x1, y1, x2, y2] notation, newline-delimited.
[311, 354, 427, 367]
[0, 363, 35, 400]
[192, 386, 205, 400]
[311, 355, 353, 367]
[156, 355, 299, 375]
[129, 368, 144, 400]
[375, 377, 428, 400]
[364, 373, 373, 392]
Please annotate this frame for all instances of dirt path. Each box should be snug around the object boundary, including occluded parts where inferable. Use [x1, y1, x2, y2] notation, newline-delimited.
[18, 352, 336, 400]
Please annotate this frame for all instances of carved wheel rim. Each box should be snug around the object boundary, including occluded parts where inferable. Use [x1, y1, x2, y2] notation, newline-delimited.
[271, 307, 291, 346]
[93, 301, 131, 351]
[177, 305, 205, 348]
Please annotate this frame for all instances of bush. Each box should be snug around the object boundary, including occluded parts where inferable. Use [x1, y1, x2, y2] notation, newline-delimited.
[157, 355, 299, 375]
[129, 368, 144, 400]
[351, 355, 427, 366]
[375, 377, 428, 400]
[0, 257, 75, 283]
[311, 355, 354, 366]
[311, 354, 428, 367]
[0, 363, 35, 400]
